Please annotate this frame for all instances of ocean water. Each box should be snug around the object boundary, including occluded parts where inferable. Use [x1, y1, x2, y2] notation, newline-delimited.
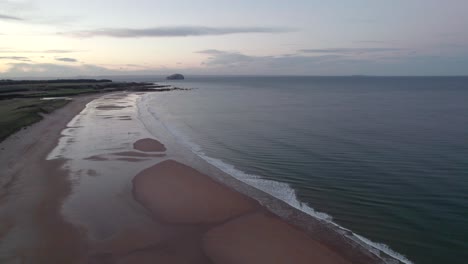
[135, 76, 467, 264]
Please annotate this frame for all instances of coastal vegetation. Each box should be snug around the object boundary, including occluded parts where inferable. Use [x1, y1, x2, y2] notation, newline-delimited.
[0, 79, 153, 100]
[0, 98, 69, 142]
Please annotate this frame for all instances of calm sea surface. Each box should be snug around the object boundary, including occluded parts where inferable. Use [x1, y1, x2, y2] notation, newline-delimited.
[130, 76, 467, 264]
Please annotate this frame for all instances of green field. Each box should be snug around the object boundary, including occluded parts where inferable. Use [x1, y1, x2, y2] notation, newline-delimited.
[0, 98, 70, 142]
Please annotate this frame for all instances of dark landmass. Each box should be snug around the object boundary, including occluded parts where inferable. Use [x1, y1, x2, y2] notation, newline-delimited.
[0, 79, 112, 86]
[0, 79, 151, 100]
[166, 73, 185, 80]
[0, 79, 192, 142]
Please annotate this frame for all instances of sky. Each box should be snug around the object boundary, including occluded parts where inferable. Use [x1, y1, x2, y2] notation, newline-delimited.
[1, 0, 468, 77]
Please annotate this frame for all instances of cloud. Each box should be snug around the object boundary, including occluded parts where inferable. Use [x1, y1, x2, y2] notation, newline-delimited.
[0, 13, 23, 20]
[197, 50, 259, 66]
[299, 48, 403, 54]
[0, 48, 81, 54]
[0, 0, 35, 10]
[44, 49, 79, 54]
[197, 49, 226, 55]
[353, 41, 387, 44]
[2, 62, 115, 77]
[0, 13, 81, 26]
[0, 1, 79, 26]
[195, 49, 468, 75]
[346, 18, 378, 24]
[55, 57, 78, 62]
[0, 56, 30, 61]
[1, 62, 170, 77]
[0, 1, 32, 21]
[195, 49, 347, 73]
[63, 26, 293, 38]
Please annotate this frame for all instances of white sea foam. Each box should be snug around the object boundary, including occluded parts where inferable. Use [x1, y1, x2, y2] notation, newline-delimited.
[202, 155, 333, 221]
[353, 234, 413, 264]
[138, 93, 413, 264]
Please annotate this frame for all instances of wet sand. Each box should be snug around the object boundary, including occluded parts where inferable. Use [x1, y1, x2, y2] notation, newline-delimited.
[33, 158, 88, 263]
[133, 160, 258, 224]
[204, 212, 350, 264]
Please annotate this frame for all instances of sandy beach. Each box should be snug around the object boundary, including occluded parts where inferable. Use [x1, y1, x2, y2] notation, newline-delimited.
[0, 92, 396, 263]
[0, 94, 99, 263]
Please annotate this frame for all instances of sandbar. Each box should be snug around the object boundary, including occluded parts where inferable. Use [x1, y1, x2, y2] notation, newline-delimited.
[133, 138, 167, 152]
[133, 160, 258, 224]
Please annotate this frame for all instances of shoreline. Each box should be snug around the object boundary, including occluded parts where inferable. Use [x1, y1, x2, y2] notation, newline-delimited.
[0, 91, 404, 263]
[137, 91, 410, 263]
[164, 136, 411, 264]
[0, 93, 100, 263]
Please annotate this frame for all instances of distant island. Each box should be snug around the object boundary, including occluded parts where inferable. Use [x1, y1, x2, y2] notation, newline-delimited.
[166, 74, 185, 80]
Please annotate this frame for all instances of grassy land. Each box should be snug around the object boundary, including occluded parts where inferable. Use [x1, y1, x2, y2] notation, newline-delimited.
[0, 84, 103, 99]
[0, 79, 155, 100]
[0, 98, 70, 142]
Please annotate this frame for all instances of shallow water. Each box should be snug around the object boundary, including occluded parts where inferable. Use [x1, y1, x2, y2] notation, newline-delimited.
[138, 76, 468, 264]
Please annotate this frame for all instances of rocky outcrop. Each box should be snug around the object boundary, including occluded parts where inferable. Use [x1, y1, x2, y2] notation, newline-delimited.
[166, 74, 185, 80]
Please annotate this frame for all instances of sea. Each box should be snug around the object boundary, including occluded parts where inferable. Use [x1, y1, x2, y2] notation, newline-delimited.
[119, 76, 467, 264]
